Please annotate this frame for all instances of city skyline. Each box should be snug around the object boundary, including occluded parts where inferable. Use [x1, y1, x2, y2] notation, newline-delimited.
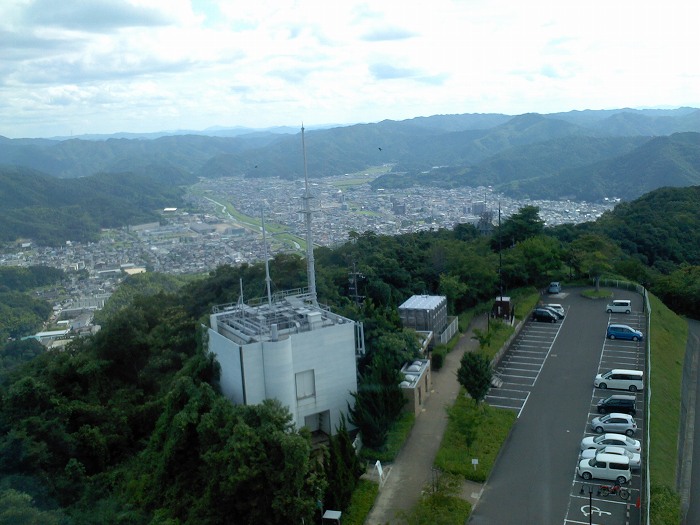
[2, 0, 699, 138]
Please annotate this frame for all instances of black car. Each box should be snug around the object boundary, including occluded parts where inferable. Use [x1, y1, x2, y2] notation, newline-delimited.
[597, 394, 637, 416]
[532, 308, 558, 323]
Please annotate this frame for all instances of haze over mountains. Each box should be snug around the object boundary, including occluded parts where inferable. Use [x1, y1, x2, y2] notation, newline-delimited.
[1, 106, 700, 245]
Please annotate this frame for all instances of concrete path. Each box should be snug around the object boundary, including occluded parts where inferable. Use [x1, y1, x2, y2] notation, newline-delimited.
[364, 314, 489, 525]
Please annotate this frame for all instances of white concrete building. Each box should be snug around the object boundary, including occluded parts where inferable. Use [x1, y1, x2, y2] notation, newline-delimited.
[207, 289, 362, 436]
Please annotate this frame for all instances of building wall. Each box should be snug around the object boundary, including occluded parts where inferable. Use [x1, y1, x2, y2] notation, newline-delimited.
[400, 359, 432, 416]
[208, 320, 358, 435]
[207, 329, 244, 403]
[289, 323, 358, 433]
[399, 296, 448, 340]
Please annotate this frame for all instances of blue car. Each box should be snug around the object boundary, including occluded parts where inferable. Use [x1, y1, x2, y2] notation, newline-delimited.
[606, 324, 643, 341]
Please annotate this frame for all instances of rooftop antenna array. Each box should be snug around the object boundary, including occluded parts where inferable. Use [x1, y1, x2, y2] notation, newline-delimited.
[300, 124, 318, 305]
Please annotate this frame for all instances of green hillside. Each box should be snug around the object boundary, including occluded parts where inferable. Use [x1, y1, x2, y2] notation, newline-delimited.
[0, 166, 187, 245]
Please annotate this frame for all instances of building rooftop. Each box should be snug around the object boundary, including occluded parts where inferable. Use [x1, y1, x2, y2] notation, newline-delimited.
[399, 295, 446, 310]
[212, 288, 354, 345]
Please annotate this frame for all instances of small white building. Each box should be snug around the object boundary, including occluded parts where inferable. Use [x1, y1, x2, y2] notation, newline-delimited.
[207, 290, 361, 436]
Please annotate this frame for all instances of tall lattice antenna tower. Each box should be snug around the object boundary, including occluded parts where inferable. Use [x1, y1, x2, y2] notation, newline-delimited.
[300, 124, 318, 305]
[261, 207, 273, 307]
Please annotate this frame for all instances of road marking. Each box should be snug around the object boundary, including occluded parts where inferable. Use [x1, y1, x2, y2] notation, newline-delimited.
[581, 504, 612, 517]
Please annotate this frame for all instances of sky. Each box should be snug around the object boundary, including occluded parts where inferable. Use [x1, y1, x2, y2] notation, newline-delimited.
[1, 0, 699, 138]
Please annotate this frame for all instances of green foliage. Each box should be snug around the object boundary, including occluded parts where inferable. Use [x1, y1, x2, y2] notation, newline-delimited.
[492, 205, 545, 249]
[349, 358, 407, 450]
[359, 412, 415, 463]
[0, 339, 44, 384]
[134, 387, 324, 525]
[0, 266, 65, 292]
[648, 294, 686, 489]
[434, 392, 516, 482]
[649, 484, 681, 525]
[569, 234, 620, 289]
[501, 235, 562, 288]
[0, 489, 69, 525]
[395, 473, 471, 525]
[474, 320, 513, 361]
[438, 273, 467, 314]
[456, 353, 492, 405]
[341, 479, 379, 525]
[94, 272, 192, 325]
[323, 418, 363, 512]
[0, 166, 185, 245]
[0, 291, 52, 340]
[431, 346, 446, 371]
[653, 265, 700, 318]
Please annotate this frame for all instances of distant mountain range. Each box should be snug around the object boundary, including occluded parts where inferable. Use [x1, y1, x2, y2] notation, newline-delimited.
[1, 107, 700, 244]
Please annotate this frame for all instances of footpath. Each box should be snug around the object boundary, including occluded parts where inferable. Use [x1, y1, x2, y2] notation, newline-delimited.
[363, 314, 489, 525]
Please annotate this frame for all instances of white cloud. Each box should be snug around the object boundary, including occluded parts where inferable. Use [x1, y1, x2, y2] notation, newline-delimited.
[0, 0, 699, 137]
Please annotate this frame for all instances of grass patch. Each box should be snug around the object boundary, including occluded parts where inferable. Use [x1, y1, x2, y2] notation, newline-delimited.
[341, 479, 379, 525]
[648, 294, 686, 495]
[435, 393, 516, 482]
[457, 310, 476, 334]
[359, 412, 415, 463]
[580, 289, 614, 299]
[474, 320, 514, 361]
[395, 472, 471, 525]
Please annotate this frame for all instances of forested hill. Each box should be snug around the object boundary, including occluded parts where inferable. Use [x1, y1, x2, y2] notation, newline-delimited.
[0, 165, 187, 245]
[588, 184, 700, 268]
[371, 131, 700, 201]
[1, 107, 699, 200]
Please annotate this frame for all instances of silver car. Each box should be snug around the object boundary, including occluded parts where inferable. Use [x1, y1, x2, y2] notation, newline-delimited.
[580, 433, 641, 453]
[590, 413, 637, 436]
[580, 445, 641, 469]
[545, 304, 565, 317]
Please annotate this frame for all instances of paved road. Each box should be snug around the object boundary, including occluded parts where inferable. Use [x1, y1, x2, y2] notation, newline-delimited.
[363, 315, 488, 525]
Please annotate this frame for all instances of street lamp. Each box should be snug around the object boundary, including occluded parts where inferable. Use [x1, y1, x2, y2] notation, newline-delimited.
[579, 484, 593, 525]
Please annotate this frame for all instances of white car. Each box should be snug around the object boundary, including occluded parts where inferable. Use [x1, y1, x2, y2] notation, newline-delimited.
[580, 433, 641, 453]
[580, 446, 641, 469]
[590, 413, 637, 436]
[545, 304, 565, 317]
[577, 452, 631, 484]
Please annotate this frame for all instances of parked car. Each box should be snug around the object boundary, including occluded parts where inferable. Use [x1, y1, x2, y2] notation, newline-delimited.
[580, 433, 641, 453]
[580, 446, 641, 469]
[607, 324, 643, 341]
[532, 308, 558, 323]
[545, 303, 565, 317]
[590, 413, 637, 436]
[547, 281, 562, 294]
[594, 369, 644, 392]
[577, 452, 631, 484]
[597, 394, 637, 416]
[606, 299, 632, 314]
[541, 305, 564, 319]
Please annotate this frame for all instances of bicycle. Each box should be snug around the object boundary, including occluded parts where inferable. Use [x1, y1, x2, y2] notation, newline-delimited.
[598, 483, 630, 500]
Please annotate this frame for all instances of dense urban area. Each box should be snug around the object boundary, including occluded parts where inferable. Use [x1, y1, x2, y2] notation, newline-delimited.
[0, 174, 615, 312]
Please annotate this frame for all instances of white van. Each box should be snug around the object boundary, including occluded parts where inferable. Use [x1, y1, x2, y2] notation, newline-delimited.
[577, 452, 632, 484]
[606, 299, 632, 314]
[595, 369, 644, 392]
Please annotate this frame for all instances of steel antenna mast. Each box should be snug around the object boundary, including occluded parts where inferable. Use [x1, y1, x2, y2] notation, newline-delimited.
[300, 124, 318, 305]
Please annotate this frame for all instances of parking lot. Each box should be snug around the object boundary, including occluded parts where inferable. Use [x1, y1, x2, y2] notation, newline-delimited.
[564, 308, 645, 525]
[469, 290, 646, 525]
